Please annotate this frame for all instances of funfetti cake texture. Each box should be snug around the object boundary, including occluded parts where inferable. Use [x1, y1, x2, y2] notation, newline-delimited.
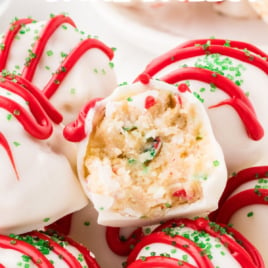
[126, 217, 265, 268]
[136, 38, 268, 173]
[0, 229, 100, 267]
[0, 14, 117, 124]
[66, 77, 227, 227]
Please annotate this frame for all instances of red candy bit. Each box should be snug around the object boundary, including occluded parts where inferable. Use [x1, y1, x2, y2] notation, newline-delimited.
[138, 73, 151, 85]
[173, 189, 187, 198]
[178, 83, 191, 93]
[145, 95, 156, 109]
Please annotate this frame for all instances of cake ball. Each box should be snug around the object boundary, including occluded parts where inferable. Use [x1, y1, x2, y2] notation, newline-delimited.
[210, 166, 268, 266]
[136, 38, 268, 173]
[0, 75, 87, 235]
[126, 217, 265, 268]
[0, 14, 116, 124]
[0, 229, 100, 267]
[67, 77, 227, 227]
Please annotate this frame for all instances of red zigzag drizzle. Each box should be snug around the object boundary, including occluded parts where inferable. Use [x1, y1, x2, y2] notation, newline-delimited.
[135, 38, 268, 141]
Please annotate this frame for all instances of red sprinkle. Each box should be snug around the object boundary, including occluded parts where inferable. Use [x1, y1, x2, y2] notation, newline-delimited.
[173, 189, 187, 198]
[145, 95, 156, 109]
[138, 73, 151, 85]
[178, 83, 190, 93]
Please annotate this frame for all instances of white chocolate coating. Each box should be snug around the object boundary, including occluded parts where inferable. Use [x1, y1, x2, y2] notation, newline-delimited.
[77, 79, 227, 227]
[0, 86, 88, 235]
[1, 17, 117, 124]
[136, 227, 242, 267]
[220, 178, 268, 266]
[0, 231, 97, 267]
[149, 52, 268, 173]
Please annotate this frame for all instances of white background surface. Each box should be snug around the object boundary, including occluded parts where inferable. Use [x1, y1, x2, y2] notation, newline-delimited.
[0, 1, 268, 267]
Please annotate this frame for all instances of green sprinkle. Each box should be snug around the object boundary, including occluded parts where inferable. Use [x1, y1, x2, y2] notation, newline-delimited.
[213, 160, 220, 167]
[70, 88, 76, 95]
[0, 43, 5, 50]
[13, 141, 21, 147]
[6, 114, 12, 121]
[84, 221, 90, 226]
[60, 51, 68, 58]
[126, 97, 133, 102]
[127, 158, 136, 164]
[109, 62, 114, 69]
[223, 40, 231, 47]
[165, 203, 172, 208]
[61, 24, 68, 30]
[247, 211, 254, 217]
[43, 217, 50, 222]
[46, 50, 53, 56]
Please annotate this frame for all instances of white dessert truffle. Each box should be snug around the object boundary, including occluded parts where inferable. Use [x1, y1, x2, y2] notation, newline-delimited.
[77, 78, 227, 227]
[0, 77, 88, 235]
[0, 230, 100, 267]
[211, 166, 268, 267]
[126, 217, 264, 268]
[137, 38, 268, 173]
[0, 14, 117, 124]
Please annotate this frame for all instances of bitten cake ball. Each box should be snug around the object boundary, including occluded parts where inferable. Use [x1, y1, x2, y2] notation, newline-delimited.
[210, 166, 268, 266]
[69, 78, 227, 227]
[136, 38, 268, 173]
[126, 217, 265, 268]
[0, 75, 87, 235]
[0, 14, 116, 124]
[0, 230, 100, 267]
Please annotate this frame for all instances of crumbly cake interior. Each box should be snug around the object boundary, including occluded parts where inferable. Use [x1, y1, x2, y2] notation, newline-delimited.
[84, 88, 216, 218]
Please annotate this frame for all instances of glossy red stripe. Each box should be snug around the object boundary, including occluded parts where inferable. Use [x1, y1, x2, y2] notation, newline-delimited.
[0, 18, 34, 70]
[0, 234, 53, 267]
[22, 14, 76, 81]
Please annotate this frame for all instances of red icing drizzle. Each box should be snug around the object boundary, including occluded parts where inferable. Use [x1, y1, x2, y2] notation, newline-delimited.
[160, 67, 264, 141]
[211, 166, 268, 226]
[43, 38, 114, 99]
[135, 39, 268, 141]
[0, 234, 53, 267]
[0, 230, 99, 267]
[127, 256, 196, 268]
[127, 218, 263, 268]
[1, 14, 114, 100]
[106, 226, 144, 256]
[0, 18, 34, 70]
[0, 132, 19, 180]
[63, 98, 102, 142]
[21, 15, 76, 81]
[138, 39, 268, 79]
[0, 77, 53, 139]
[30, 231, 84, 267]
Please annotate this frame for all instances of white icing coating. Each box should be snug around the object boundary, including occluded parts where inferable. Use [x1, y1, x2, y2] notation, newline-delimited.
[0, 85, 88, 235]
[136, 227, 242, 268]
[77, 79, 227, 227]
[0, 232, 93, 267]
[2, 18, 117, 124]
[222, 177, 268, 266]
[153, 53, 268, 173]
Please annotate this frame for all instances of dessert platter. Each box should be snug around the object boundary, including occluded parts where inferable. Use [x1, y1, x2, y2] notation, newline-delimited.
[0, 0, 268, 267]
